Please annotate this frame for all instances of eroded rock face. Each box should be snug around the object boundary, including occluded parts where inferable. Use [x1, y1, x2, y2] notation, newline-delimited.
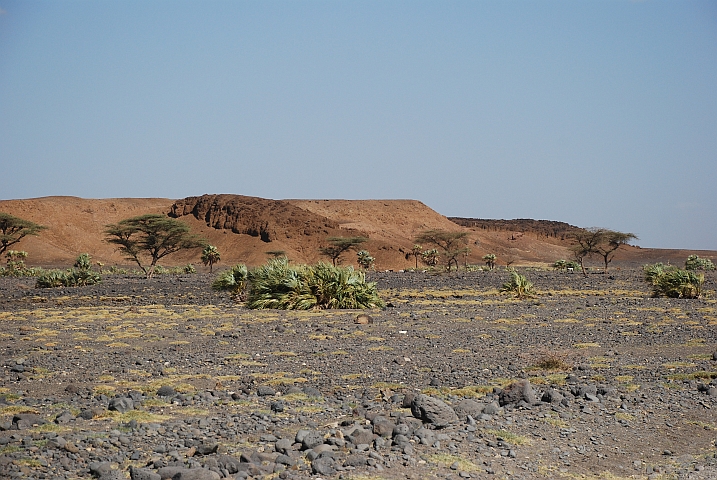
[410, 394, 458, 427]
[169, 194, 354, 243]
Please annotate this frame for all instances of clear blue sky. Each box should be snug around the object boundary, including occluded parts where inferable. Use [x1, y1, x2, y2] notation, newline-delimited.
[1, 1, 715, 250]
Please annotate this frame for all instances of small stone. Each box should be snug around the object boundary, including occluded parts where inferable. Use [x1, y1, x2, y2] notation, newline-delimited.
[355, 314, 373, 324]
[194, 442, 219, 455]
[344, 454, 367, 467]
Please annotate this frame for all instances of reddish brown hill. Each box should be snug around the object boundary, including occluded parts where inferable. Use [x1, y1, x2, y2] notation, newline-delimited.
[0, 195, 714, 271]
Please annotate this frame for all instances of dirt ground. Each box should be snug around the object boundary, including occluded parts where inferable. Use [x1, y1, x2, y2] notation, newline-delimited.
[1, 268, 717, 479]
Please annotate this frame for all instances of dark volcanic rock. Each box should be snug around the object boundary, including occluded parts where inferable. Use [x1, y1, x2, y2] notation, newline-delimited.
[108, 397, 134, 413]
[411, 394, 459, 427]
[453, 399, 485, 419]
[499, 380, 537, 406]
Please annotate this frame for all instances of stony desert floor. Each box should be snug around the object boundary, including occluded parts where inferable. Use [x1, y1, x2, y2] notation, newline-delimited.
[1, 268, 717, 480]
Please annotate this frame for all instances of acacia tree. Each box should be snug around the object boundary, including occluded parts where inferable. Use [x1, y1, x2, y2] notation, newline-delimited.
[105, 214, 205, 278]
[414, 229, 469, 271]
[319, 236, 367, 266]
[594, 230, 637, 272]
[201, 245, 221, 273]
[0, 213, 46, 256]
[570, 228, 637, 275]
[570, 229, 603, 276]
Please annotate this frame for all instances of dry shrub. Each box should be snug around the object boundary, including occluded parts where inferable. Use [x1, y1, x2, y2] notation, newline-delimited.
[534, 349, 574, 371]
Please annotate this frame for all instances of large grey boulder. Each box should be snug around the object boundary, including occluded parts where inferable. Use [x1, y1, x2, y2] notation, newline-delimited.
[411, 394, 458, 427]
[499, 380, 537, 406]
[453, 399, 485, 419]
[108, 397, 134, 413]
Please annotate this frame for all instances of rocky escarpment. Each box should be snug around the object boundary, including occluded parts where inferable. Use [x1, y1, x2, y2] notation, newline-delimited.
[169, 195, 364, 243]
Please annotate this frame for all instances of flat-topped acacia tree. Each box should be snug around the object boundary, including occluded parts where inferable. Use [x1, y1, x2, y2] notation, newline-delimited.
[104, 214, 205, 278]
[414, 229, 469, 271]
[0, 213, 46, 256]
[319, 236, 367, 266]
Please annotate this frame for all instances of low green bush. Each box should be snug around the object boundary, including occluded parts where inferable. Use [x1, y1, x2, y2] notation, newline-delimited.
[644, 263, 703, 299]
[552, 259, 580, 272]
[153, 264, 196, 275]
[500, 269, 535, 299]
[0, 251, 43, 277]
[685, 255, 715, 271]
[36, 253, 101, 288]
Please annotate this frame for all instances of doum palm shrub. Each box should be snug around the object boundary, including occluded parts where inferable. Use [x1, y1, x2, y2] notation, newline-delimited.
[500, 269, 535, 299]
[685, 255, 715, 271]
[644, 263, 703, 299]
[212, 264, 249, 299]
[214, 257, 384, 310]
[36, 253, 101, 288]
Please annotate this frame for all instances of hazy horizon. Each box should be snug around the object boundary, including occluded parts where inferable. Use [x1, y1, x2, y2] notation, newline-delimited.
[1, 1, 715, 250]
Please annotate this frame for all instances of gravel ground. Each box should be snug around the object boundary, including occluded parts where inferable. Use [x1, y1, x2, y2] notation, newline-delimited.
[1, 268, 716, 480]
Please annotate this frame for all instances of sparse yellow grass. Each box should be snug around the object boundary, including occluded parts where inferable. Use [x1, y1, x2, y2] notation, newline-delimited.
[663, 362, 696, 369]
[371, 382, 404, 390]
[543, 414, 568, 428]
[249, 372, 307, 385]
[529, 374, 568, 386]
[689, 354, 713, 360]
[309, 334, 332, 340]
[331, 350, 349, 355]
[666, 371, 717, 381]
[685, 420, 715, 430]
[427, 453, 482, 472]
[0, 406, 39, 415]
[494, 318, 526, 325]
[615, 375, 633, 383]
[93, 385, 116, 396]
[614, 412, 634, 422]
[573, 342, 600, 348]
[368, 346, 393, 351]
[271, 351, 297, 356]
[239, 360, 266, 366]
[483, 428, 530, 445]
